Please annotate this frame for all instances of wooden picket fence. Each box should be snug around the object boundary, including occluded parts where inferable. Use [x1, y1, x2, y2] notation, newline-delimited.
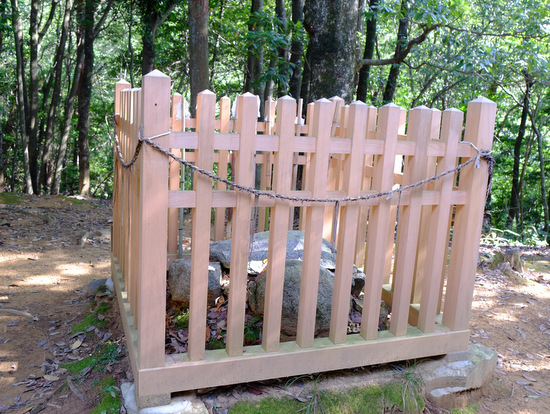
[111, 70, 496, 402]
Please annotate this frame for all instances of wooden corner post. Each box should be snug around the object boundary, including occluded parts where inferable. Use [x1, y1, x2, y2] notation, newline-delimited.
[137, 70, 171, 371]
[443, 97, 496, 331]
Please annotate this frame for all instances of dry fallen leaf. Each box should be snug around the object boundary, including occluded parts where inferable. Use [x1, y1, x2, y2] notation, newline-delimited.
[71, 340, 82, 350]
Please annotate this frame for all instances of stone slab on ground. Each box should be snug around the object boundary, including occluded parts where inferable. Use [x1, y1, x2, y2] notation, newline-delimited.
[418, 343, 498, 409]
[122, 383, 208, 414]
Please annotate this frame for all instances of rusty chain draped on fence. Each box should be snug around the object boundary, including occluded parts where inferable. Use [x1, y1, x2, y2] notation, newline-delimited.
[112, 116, 495, 204]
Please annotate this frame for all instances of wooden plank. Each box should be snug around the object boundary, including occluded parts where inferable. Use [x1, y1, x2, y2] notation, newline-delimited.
[296, 99, 335, 348]
[226, 93, 258, 357]
[443, 97, 496, 331]
[329, 102, 367, 344]
[411, 109, 442, 304]
[384, 110, 407, 286]
[137, 70, 170, 369]
[389, 106, 431, 337]
[129, 89, 142, 324]
[113, 80, 130, 260]
[188, 91, 216, 361]
[323, 97, 345, 242]
[168, 93, 183, 256]
[298, 102, 315, 231]
[214, 96, 231, 240]
[262, 96, 296, 352]
[417, 108, 462, 332]
[354, 107, 377, 269]
[138, 327, 469, 396]
[361, 104, 401, 340]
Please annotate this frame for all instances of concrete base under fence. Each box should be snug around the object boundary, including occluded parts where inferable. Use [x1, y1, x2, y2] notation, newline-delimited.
[121, 344, 496, 412]
[121, 383, 208, 414]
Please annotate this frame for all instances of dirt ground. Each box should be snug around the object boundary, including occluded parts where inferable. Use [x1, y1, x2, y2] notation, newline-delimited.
[1, 194, 550, 413]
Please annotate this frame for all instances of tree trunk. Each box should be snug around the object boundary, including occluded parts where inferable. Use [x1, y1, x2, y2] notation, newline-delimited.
[209, 0, 224, 84]
[288, 0, 303, 101]
[188, 0, 210, 118]
[356, 0, 378, 103]
[534, 121, 549, 232]
[77, 0, 95, 197]
[382, 0, 409, 104]
[140, 0, 178, 76]
[508, 74, 534, 227]
[10, 0, 33, 194]
[302, 0, 359, 102]
[52, 35, 85, 195]
[0, 0, 5, 192]
[274, 0, 287, 97]
[244, 0, 265, 117]
[28, 0, 40, 193]
[40, 0, 73, 194]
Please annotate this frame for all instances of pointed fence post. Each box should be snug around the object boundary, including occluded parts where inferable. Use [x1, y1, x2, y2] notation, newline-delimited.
[137, 70, 171, 370]
[443, 97, 496, 331]
[188, 90, 216, 361]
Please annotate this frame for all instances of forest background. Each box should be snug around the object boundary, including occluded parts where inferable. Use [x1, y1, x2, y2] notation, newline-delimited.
[0, 0, 548, 242]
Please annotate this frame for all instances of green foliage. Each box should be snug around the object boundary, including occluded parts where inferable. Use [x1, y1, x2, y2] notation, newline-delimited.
[1, 0, 549, 242]
[71, 301, 111, 334]
[91, 376, 122, 414]
[229, 378, 426, 413]
[63, 342, 124, 380]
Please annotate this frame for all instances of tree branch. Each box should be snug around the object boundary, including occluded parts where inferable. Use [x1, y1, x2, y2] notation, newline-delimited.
[356, 24, 438, 70]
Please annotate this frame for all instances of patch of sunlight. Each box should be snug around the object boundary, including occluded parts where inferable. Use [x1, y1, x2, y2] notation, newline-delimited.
[20, 275, 63, 286]
[57, 263, 91, 276]
[0, 360, 18, 374]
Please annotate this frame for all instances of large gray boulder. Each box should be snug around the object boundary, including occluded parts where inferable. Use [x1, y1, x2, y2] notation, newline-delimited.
[209, 230, 337, 275]
[168, 259, 222, 308]
[248, 260, 335, 336]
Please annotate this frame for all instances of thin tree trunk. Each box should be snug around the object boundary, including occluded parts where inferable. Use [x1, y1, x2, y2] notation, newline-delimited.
[534, 122, 549, 232]
[288, 0, 303, 101]
[209, 0, 225, 84]
[28, 0, 40, 193]
[10, 0, 32, 194]
[356, 0, 378, 103]
[140, 0, 178, 76]
[245, 0, 265, 117]
[508, 74, 534, 227]
[126, 0, 135, 86]
[189, 0, 210, 118]
[40, 0, 73, 194]
[274, 0, 287, 97]
[52, 36, 85, 195]
[382, 0, 409, 104]
[0, 0, 5, 192]
[77, 0, 95, 196]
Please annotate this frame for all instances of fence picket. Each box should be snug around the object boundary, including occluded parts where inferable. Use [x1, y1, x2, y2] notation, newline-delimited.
[262, 96, 297, 352]
[226, 93, 258, 357]
[137, 71, 170, 369]
[411, 109, 442, 306]
[361, 103, 401, 340]
[296, 99, 335, 348]
[443, 98, 496, 331]
[214, 96, 231, 240]
[389, 106, 432, 337]
[417, 108, 462, 332]
[168, 93, 183, 257]
[329, 102, 367, 344]
[354, 106, 377, 268]
[129, 89, 142, 323]
[188, 91, 216, 361]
